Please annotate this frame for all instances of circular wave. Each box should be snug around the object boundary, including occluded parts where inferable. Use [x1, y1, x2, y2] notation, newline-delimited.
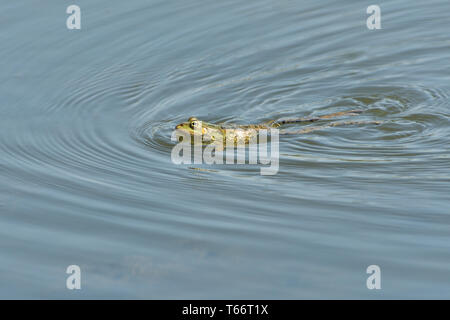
[132, 83, 450, 168]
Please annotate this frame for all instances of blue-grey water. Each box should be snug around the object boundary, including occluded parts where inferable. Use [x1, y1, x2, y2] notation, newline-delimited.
[1, 0, 450, 299]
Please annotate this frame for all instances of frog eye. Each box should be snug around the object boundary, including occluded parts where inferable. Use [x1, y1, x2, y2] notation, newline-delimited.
[190, 121, 198, 129]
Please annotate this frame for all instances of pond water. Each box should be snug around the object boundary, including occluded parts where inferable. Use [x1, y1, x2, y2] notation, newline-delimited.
[1, 0, 449, 298]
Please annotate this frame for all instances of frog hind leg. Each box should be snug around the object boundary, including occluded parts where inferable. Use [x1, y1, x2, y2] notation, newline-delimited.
[280, 120, 381, 135]
[273, 109, 364, 127]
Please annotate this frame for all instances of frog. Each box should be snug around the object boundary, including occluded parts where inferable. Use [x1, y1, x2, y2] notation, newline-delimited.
[174, 110, 380, 146]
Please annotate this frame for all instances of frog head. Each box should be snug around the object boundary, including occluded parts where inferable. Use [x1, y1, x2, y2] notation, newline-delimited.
[175, 117, 206, 135]
[175, 117, 222, 144]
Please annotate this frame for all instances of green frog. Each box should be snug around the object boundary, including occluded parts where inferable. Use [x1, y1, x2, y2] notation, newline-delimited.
[175, 110, 380, 146]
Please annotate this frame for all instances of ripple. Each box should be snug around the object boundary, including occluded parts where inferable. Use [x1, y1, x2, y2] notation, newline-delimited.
[132, 81, 450, 170]
[2, 0, 450, 299]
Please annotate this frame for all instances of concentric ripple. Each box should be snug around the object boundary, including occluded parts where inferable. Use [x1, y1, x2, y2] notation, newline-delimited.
[133, 81, 450, 169]
[1, 0, 450, 299]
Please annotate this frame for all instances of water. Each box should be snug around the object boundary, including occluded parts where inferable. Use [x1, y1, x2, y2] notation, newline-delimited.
[1, 0, 449, 299]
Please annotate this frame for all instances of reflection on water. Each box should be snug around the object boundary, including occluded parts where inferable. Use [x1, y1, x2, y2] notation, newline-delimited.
[1, 0, 450, 298]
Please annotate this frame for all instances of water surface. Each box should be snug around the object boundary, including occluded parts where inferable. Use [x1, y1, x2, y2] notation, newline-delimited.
[1, 0, 450, 298]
